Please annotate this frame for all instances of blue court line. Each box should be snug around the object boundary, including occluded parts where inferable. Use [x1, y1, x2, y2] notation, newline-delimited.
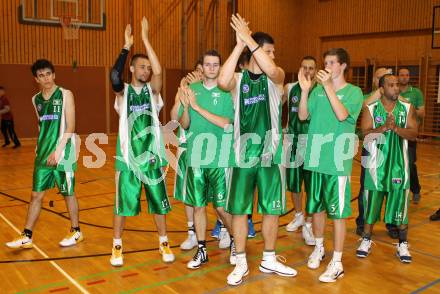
[411, 278, 440, 293]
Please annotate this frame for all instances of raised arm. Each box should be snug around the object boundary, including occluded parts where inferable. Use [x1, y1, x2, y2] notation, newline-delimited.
[364, 89, 408, 106]
[178, 87, 190, 129]
[218, 32, 246, 92]
[110, 24, 133, 97]
[141, 17, 162, 95]
[317, 70, 349, 121]
[297, 68, 312, 121]
[230, 14, 284, 85]
[282, 84, 289, 105]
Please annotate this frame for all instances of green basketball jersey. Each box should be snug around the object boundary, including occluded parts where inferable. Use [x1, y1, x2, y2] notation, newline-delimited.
[32, 87, 76, 171]
[115, 83, 167, 172]
[232, 70, 282, 167]
[400, 85, 424, 109]
[364, 99, 411, 191]
[286, 82, 312, 135]
[186, 81, 234, 168]
[304, 83, 363, 176]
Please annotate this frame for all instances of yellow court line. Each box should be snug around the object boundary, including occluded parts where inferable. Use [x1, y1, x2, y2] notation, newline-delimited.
[0, 212, 90, 294]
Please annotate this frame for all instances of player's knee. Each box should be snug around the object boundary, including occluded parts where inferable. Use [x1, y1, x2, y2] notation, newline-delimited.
[30, 191, 44, 202]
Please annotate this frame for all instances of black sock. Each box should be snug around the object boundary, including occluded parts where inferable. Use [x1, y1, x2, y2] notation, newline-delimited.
[72, 226, 80, 232]
[188, 225, 195, 233]
[198, 240, 206, 248]
[247, 214, 252, 220]
[23, 229, 32, 238]
[398, 227, 408, 243]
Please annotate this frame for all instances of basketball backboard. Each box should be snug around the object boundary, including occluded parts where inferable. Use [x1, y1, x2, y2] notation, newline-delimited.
[19, 0, 105, 30]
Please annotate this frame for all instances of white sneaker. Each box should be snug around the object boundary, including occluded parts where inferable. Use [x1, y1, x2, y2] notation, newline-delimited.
[302, 223, 315, 246]
[319, 260, 344, 283]
[180, 231, 197, 250]
[6, 233, 33, 249]
[218, 228, 231, 249]
[286, 212, 305, 232]
[59, 229, 84, 247]
[356, 238, 373, 258]
[229, 241, 236, 265]
[159, 242, 175, 263]
[308, 245, 325, 269]
[227, 257, 249, 286]
[396, 242, 412, 263]
[110, 245, 123, 267]
[259, 255, 297, 277]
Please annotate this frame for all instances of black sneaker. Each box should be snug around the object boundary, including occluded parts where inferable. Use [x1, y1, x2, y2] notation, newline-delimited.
[187, 246, 208, 269]
[430, 209, 440, 221]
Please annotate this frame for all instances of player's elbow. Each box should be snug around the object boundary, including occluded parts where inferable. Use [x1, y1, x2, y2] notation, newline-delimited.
[298, 112, 308, 121]
[336, 111, 349, 122]
[110, 68, 124, 92]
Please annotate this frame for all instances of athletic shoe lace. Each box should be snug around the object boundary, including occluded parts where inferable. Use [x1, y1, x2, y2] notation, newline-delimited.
[310, 246, 323, 260]
[193, 247, 205, 261]
[394, 242, 411, 256]
[357, 238, 375, 251]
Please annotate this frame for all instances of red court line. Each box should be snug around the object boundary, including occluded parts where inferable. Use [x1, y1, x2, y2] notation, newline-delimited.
[121, 272, 139, 278]
[153, 266, 169, 271]
[86, 279, 106, 286]
[278, 235, 287, 239]
[49, 287, 70, 293]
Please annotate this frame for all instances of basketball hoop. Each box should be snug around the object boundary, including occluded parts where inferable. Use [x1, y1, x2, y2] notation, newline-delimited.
[61, 16, 81, 40]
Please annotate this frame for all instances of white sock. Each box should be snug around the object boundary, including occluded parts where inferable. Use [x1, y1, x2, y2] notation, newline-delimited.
[187, 221, 194, 228]
[263, 250, 275, 257]
[305, 222, 312, 227]
[263, 250, 275, 261]
[333, 251, 343, 262]
[295, 211, 304, 217]
[315, 237, 324, 247]
[236, 252, 247, 265]
[113, 238, 122, 247]
[159, 235, 168, 244]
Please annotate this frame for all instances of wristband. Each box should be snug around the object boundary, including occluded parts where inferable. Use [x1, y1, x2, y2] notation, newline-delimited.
[251, 45, 260, 55]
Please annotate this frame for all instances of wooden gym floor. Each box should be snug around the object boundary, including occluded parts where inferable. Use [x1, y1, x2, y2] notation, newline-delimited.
[0, 135, 439, 294]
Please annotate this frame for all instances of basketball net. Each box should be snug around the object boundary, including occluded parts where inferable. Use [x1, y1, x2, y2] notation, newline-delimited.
[61, 16, 80, 40]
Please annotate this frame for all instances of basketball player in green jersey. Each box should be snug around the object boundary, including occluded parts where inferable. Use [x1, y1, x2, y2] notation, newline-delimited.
[170, 70, 202, 251]
[358, 67, 404, 238]
[179, 50, 235, 269]
[357, 74, 417, 263]
[218, 14, 297, 286]
[283, 56, 317, 246]
[109, 18, 174, 266]
[6, 59, 82, 249]
[298, 48, 363, 282]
